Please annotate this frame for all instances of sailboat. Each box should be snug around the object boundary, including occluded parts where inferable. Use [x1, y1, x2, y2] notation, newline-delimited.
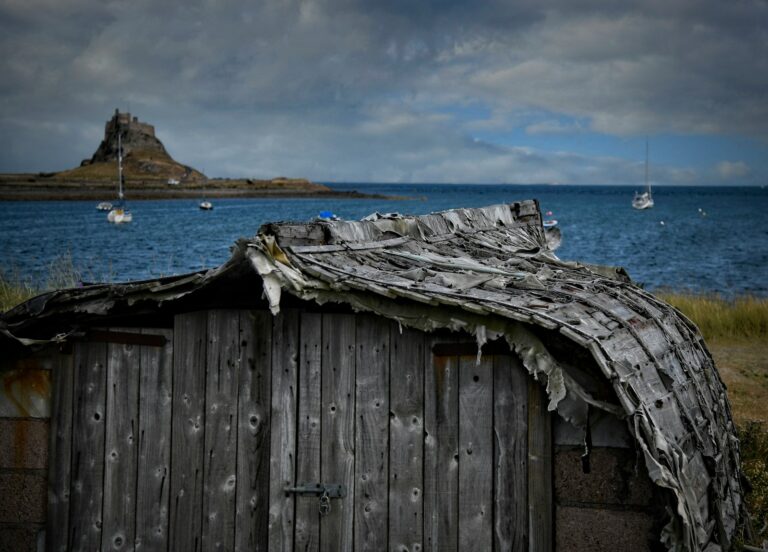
[632, 140, 654, 210]
[107, 133, 133, 224]
[198, 171, 213, 210]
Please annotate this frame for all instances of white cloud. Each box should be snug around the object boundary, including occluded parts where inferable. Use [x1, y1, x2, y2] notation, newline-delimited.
[526, 120, 585, 135]
[716, 160, 750, 179]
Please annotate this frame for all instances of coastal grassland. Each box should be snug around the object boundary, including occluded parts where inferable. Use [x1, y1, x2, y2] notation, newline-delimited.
[658, 291, 768, 541]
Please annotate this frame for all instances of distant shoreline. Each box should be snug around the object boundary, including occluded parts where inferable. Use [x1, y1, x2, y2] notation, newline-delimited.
[0, 174, 410, 201]
[0, 188, 403, 201]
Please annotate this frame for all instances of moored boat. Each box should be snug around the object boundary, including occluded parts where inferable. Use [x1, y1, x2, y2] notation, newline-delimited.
[107, 132, 132, 224]
[632, 140, 654, 210]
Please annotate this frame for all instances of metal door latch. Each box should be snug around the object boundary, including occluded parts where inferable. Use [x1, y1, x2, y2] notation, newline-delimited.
[285, 483, 346, 516]
[284, 483, 346, 498]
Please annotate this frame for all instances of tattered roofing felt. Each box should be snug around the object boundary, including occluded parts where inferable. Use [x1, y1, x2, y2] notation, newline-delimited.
[1, 200, 743, 551]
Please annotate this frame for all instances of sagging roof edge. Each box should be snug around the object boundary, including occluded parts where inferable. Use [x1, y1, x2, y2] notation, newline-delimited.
[246, 229, 743, 552]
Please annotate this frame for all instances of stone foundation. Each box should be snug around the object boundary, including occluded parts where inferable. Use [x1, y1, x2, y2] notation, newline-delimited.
[554, 446, 660, 551]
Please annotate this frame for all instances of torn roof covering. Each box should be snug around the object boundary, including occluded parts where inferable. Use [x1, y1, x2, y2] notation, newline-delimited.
[0, 200, 742, 551]
[251, 200, 743, 552]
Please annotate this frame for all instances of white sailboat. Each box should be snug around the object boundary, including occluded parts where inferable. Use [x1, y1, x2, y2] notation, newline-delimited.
[632, 140, 654, 210]
[107, 133, 133, 224]
[199, 172, 213, 210]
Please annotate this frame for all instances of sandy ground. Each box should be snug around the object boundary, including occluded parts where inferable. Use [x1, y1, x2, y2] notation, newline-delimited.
[709, 340, 768, 424]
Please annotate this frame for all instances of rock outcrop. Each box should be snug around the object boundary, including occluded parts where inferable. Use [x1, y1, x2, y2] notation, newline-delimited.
[84, 109, 168, 164]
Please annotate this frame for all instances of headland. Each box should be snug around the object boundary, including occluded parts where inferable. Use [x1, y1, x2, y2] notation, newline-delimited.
[0, 109, 394, 201]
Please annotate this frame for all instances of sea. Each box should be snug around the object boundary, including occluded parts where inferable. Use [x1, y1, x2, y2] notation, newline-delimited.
[1, 184, 766, 297]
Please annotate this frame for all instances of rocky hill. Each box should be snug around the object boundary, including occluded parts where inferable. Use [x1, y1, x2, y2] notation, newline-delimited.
[60, 109, 205, 182]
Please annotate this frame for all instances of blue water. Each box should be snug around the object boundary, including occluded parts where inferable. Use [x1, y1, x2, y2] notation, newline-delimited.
[1, 184, 766, 296]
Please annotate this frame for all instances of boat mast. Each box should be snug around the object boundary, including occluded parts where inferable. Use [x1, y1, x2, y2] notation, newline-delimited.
[117, 131, 124, 201]
[645, 139, 651, 196]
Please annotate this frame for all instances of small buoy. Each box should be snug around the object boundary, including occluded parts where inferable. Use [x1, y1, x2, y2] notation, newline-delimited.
[660, 220, 665, 226]
[698, 208, 702, 212]
[546, 210, 553, 216]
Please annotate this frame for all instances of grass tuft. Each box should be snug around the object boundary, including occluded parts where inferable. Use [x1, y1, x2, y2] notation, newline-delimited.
[1, 253, 82, 312]
[0, 268, 38, 312]
[656, 291, 768, 342]
[738, 421, 768, 542]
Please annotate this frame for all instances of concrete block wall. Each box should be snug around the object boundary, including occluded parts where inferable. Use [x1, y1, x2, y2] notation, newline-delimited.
[554, 414, 662, 552]
[0, 419, 49, 551]
[554, 447, 659, 551]
[0, 352, 54, 552]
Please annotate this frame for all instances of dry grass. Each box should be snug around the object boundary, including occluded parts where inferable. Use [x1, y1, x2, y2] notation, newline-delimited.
[0, 253, 82, 312]
[656, 291, 768, 342]
[0, 268, 38, 311]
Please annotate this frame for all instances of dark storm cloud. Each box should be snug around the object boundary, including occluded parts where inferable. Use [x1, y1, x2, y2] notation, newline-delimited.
[1, 0, 766, 183]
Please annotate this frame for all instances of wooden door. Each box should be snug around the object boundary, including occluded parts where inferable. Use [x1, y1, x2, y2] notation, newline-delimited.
[273, 313, 552, 552]
[425, 343, 553, 552]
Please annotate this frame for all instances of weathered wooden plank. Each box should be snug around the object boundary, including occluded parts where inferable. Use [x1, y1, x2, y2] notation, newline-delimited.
[235, 310, 271, 552]
[354, 315, 390, 551]
[295, 312, 322, 551]
[47, 351, 74, 552]
[493, 354, 528, 551]
[135, 328, 173, 551]
[320, 313, 356, 552]
[528, 379, 553, 552]
[424, 351, 459, 551]
[268, 309, 299, 550]
[202, 310, 240, 551]
[169, 312, 208, 552]
[458, 354, 493, 550]
[388, 325, 425, 552]
[69, 341, 107, 551]
[103, 330, 140, 552]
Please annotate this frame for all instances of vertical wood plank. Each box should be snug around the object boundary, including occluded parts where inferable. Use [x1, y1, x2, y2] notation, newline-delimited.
[320, 313, 356, 552]
[458, 355, 493, 550]
[135, 328, 173, 551]
[528, 379, 553, 552]
[493, 355, 529, 551]
[295, 312, 322, 552]
[69, 341, 107, 551]
[235, 311, 271, 552]
[202, 311, 240, 551]
[353, 315, 390, 551]
[47, 352, 74, 552]
[268, 309, 299, 551]
[388, 325, 425, 552]
[423, 352, 459, 552]
[103, 331, 140, 552]
[170, 312, 208, 552]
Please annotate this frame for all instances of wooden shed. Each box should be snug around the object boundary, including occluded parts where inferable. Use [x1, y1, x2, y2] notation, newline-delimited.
[0, 201, 743, 551]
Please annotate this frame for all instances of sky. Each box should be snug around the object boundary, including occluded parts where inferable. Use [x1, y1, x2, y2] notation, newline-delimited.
[1, 0, 767, 185]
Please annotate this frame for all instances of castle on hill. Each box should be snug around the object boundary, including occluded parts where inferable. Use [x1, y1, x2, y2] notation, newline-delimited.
[105, 108, 156, 138]
[81, 108, 169, 166]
